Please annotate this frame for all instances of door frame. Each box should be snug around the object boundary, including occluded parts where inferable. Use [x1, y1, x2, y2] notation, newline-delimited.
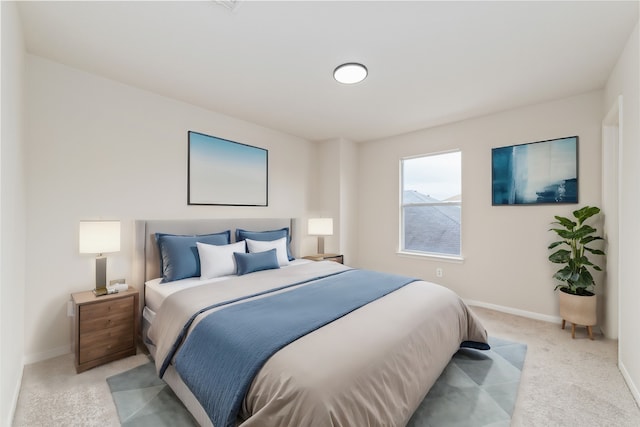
[601, 95, 622, 339]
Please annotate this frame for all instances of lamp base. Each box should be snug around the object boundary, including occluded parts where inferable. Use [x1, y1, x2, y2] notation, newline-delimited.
[94, 256, 108, 296]
[93, 287, 108, 297]
[95, 256, 107, 287]
[317, 236, 325, 254]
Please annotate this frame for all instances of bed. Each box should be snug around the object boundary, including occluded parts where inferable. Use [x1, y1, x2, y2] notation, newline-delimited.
[133, 218, 488, 427]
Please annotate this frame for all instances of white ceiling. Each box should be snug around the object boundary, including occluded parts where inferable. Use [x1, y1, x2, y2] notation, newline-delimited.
[17, 1, 639, 143]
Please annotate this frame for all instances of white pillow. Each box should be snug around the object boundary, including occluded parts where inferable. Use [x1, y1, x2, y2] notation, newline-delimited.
[197, 241, 246, 280]
[245, 237, 290, 267]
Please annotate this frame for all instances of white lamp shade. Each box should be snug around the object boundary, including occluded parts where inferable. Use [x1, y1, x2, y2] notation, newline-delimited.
[79, 220, 121, 254]
[308, 218, 333, 236]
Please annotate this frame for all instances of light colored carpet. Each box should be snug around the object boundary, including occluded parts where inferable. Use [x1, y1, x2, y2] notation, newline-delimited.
[474, 306, 640, 426]
[106, 337, 525, 426]
[13, 306, 640, 426]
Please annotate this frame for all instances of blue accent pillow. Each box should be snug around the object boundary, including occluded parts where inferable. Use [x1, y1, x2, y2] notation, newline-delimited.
[156, 231, 231, 282]
[234, 249, 280, 276]
[236, 227, 294, 261]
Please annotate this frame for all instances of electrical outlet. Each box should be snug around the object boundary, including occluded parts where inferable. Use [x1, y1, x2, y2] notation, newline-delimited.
[67, 301, 74, 317]
[436, 268, 443, 278]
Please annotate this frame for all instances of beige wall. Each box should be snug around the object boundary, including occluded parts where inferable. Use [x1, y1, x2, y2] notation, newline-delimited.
[311, 138, 358, 263]
[23, 55, 316, 363]
[310, 140, 342, 254]
[605, 22, 640, 405]
[356, 91, 604, 321]
[338, 139, 358, 264]
[1, 2, 27, 425]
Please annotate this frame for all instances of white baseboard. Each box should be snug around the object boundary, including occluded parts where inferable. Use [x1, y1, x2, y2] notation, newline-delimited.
[5, 362, 23, 427]
[619, 360, 640, 408]
[23, 344, 71, 365]
[464, 299, 563, 324]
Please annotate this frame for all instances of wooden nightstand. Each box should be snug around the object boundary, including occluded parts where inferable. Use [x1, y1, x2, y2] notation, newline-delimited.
[303, 254, 344, 264]
[71, 287, 139, 373]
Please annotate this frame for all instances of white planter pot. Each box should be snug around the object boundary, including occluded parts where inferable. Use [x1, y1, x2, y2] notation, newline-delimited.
[559, 291, 597, 339]
[559, 291, 597, 326]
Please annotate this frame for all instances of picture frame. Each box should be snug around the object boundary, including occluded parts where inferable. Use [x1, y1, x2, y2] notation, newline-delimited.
[188, 131, 268, 206]
[492, 136, 578, 205]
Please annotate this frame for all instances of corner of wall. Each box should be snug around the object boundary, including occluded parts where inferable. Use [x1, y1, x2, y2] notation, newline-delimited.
[2, 2, 35, 422]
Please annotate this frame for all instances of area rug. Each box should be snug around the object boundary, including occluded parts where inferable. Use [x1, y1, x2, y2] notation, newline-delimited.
[108, 336, 526, 426]
[406, 336, 527, 427]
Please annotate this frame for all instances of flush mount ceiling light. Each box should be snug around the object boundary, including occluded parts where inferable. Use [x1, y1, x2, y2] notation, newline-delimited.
[333, 63, 368, 84]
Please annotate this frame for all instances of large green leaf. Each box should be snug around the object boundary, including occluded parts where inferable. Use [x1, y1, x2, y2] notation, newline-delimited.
[549, 249, 571, 263]
[579, 256, 592, 266]
[581, 236, 603, 245]
[553, 267, 573, 281]
[549, 228, 575, 239]
[553, 216, 576, 230]
[576, 268, 594, 287]
[548, 241, 567, 250]
[573, 206, 600, 224]
[585, 247, 605, 255]
[572, 225, 597, 240]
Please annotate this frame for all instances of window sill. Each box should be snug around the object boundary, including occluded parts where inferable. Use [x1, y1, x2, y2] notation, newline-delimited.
[396, 251, 464, 263]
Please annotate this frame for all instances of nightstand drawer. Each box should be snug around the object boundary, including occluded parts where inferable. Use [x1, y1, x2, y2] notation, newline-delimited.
[79, 321, 133, 345]
[79, 310, 133, 334]
[79, 297, 133, 321]
[79, 324, 134, 364]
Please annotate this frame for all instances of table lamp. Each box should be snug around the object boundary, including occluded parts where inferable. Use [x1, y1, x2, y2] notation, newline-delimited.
[308, 218, 333, 255]
[79, 220, 120, 296]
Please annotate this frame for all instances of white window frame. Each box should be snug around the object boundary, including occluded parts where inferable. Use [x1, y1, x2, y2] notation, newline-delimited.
[398, 149, 463, 261]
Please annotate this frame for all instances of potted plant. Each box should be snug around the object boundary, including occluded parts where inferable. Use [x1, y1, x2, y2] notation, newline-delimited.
[548, 206, 605, 339]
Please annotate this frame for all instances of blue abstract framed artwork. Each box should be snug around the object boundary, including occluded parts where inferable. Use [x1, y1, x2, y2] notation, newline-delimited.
[188, 131, 268, 206]
[492, 136, 578, 205]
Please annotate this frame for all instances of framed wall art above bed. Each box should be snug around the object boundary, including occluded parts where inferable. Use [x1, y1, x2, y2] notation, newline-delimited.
[492, 135, 578, 205]
[187, 131, 268, 206]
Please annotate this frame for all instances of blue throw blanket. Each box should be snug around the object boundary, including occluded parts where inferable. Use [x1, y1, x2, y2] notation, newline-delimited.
[174, 269, 418, 427]
[158, 270, 347, 377]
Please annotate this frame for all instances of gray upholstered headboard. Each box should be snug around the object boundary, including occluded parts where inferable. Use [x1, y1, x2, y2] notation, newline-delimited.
[133, 218, 295, 283]
[132, 218, 296, 317]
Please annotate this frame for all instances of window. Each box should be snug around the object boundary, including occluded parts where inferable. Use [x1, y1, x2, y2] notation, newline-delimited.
[400, 150, 462, 257]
